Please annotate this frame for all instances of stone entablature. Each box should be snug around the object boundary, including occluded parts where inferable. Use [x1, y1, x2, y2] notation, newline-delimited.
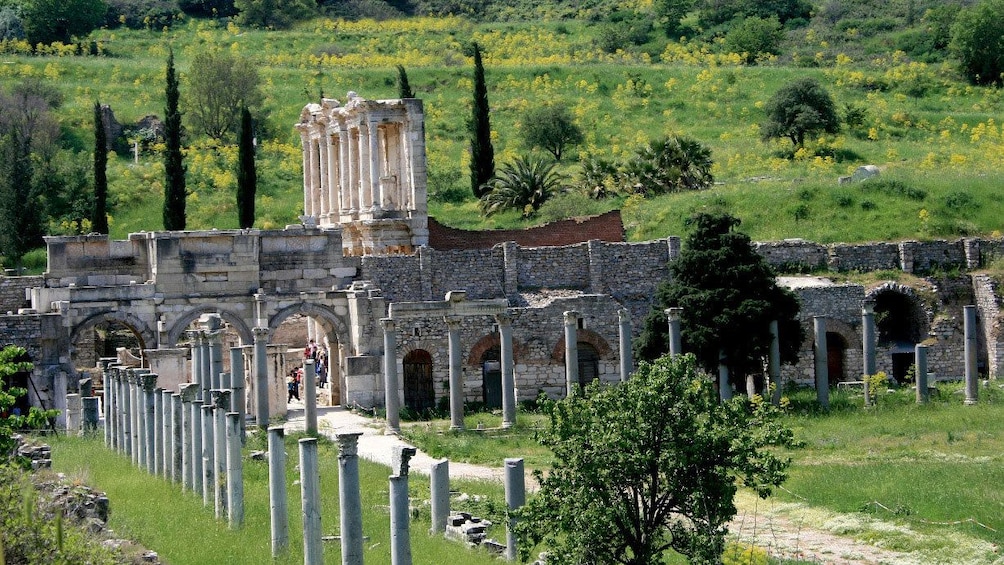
[297, 93, 428, 256]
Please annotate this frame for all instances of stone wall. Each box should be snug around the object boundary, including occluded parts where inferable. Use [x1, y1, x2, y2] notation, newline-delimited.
[0, 275, 41, 313]
[971, 274, 1001, 379]
[428, 210, 624, 250]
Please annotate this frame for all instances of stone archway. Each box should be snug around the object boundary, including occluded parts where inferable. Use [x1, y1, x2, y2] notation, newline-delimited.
[166, 306, 254, 348]
[867, 282, 930, 381]
[70, 311, 155, 353]
[269, 302, 352, 405]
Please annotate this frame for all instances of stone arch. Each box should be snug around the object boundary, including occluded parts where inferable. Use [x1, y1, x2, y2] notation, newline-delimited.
[70, 310, 155, 353]
[866, 282, 931, 346]
[550, 328, 613, 362]
[166, 306, 254, 348]
[466, 333, 527, 366]
[267, 302, 351, 349]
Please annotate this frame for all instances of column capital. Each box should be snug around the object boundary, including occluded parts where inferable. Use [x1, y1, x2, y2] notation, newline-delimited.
[211, 389, 232, 410]
[253, 326, 271, 340]
[862, 298, 875, 315]
[665, 307, 683, 322]
[495, 311, 513, 326]
[444, 315, 462, 328]
[563, 310, 581, 326]
[617, 308, 631, 323]
[336, 432, 363, 458]
[381, 317, 396, 332]
[391, 446, 418, 477]
[179, 382, 199, 402]
[140, 373, 159, 393]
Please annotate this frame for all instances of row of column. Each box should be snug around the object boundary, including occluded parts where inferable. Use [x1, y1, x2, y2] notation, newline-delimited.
[381, 308, 637, 434]
[302, 120, 390, 221]
[267, 429, 527, 565]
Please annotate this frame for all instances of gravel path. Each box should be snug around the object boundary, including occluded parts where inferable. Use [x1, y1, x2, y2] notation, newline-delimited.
[283, 405, 926, 564]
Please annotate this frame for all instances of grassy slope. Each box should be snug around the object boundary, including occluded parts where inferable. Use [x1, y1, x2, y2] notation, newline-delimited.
[3, 13, 1001, 244]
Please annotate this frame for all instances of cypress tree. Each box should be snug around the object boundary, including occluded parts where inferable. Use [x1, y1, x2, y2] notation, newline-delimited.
[236, 106, 256, 229]
[469, 42, 494, 198]
[163, 48, 186, 231]
[396, 64, 415, 99]
[92, 101, 108, 234]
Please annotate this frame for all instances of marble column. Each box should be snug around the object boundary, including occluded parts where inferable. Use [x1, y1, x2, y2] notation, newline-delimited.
[101, 360, 114, 447]
[82, 396, 99, 433]
[504, 458, 526, 562]
[862, 300, 877, 407]
[300, 131, 312, 217]
[229, 347, 247, 442]
[310, 139, 322, 220]
[226, 412, 243, 528]
[337, 432, 364, 565]
[964, 305, 978, 405]
[153, 388, 164, 475]
[299, 438, 322, 565]
[338, 130, 350, 215]
[268, 426, 289, 557]
[213, 390, 231, 519]
[188, 330, 203, 399]
[915, 344, 929, 404]
[429, 459, 449, 535]
[446, 316, 463, 430]
[368, 121, 380, 212]
[303, 358, 318, 435]
[665, 307, 683, 358]
[141, 373, 158, 473]
[178, 383, 198, 491]
[382, 319, 400, 434]
[617, 308, 633, 381]
[769, 320, 782, 406]
[718, 349, 732, 401]
[200, 404, 211, 504]
[254, 327, 270, 427]
[65, 393, 81, 435]
[390, 446, 417, 565]
[497, 313, 516, 428]
[161, 390, 173, 480]
[171, 393, 183, 482]
[200, 334, 213, 405]
[814, 316, 829, 408]
[563, 310, 580, 397]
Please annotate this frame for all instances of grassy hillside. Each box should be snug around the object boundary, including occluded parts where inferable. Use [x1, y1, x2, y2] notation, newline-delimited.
[3, 8, 1001, 244]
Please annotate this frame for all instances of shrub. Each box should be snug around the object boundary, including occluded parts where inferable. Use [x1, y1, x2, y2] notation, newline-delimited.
[479, 155, 568, 218]
[950, 0, 1004, 85]
[621, 134, 714, 195]
[722, 16, 783, 64]
[104, 0, 181, 30]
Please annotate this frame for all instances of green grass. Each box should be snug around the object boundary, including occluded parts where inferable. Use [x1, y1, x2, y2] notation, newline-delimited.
[3, 15, 1003, 244]
[49, 432, 506, 565]
[400, 411, 553, 471]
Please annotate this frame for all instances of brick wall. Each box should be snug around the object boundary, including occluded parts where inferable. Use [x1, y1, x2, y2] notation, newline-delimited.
[0, 276, 42, 314]
[428, 210, 624, 250]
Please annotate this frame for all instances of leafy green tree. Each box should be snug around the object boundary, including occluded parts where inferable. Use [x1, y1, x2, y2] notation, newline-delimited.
[761, 77, 840, 148]
[396, 64, 415, 99]
[236, 106, 256, 229]
[2, 346, 57, 465]
[950, 0, 1004, 85]
[622, 134, 714, 195]
[516, 354, 793, 565]
[479, 155, 566, 218]
[654, 0, 694, 37]
[186, 50, 265, 142]
[92, 102, 108, 234]
[235, 0, 314, 29]
[636, 213, 804, 392]
[16, 0, 105, 45]
[699, 0, 810, 27]
[0, 5, 24, 41]
[38, 149, 93, 235]
[520, 104, 583, 162]
[469, 42, 494, 199]
[723, 16, 783, 64]
[163, 48, 186, 232]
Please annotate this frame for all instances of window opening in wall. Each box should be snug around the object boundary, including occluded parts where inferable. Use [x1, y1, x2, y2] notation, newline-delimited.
[481, 347, 502, 409]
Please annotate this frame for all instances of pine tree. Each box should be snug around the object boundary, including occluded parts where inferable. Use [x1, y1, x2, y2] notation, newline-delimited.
[396, 64, 415, 99]
[469, 42, 494, 198]
[163, 48, 186, 231]
[236, 106, 256, 229]
[92, 101, 108, 234]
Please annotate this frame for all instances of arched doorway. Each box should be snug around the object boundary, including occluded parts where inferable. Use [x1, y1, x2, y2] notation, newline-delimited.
[873, 287, 926, 382]
[403, 349, 435, 413]
[269, 303, 351, 407]
[826, 332, 846, 382]
[481, 348, 502, 409]
[578, 342, 600, 387]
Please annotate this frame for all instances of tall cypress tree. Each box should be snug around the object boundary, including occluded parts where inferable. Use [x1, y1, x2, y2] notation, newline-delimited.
[92, 101, 108, 234]
[469, 42, 494, 198]
[236, 106, 256, 229]
[163, 47, 186, 231]
[396, 64, 415, 99]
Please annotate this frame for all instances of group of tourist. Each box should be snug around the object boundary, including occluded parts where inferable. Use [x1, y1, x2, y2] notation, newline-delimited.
[286, 339, 329, 403]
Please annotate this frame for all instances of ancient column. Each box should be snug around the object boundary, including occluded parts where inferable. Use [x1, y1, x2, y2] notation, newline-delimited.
[82, 396, 99, 434]
[563, 310, 580, 397]
[497, 313, 516, 428]
[665, 307, 683, 358]
[300, 130, 312, 217]
[213, 390, 231, 519]
[178, 383, 198, 491]
[964, 305, 978, 405]
[254, 327, 271, 427]
[153, 388, 164, 474]
[862, 300, 877, 407]
[915, 344, 929, 404]
[268, 426, 289, 557]
[128, 371, 140, 465]
[171, 393, 183, 482]
[230, 347, 247, 442]
[389, 446, 417, 565]
[200, 404, 212, 504]
[101, 361, 114, 447]
[299, 438, 322, 565]
[319, 134, 330, 219]
[304, 358, 318, 436]
[718, 349, 732, 401]
[311, 139, 322, 220]
[814, 316, 829, 408]
[326, 132, 339, 217]
[769, 320, 782, 405]
[446, 316, 464, 430]
[142, 373, 158, 473]
[429, 459, 449, 535]
[504, 458, 526, 562]
[188, 330, 203, 398]
[65, 393, 81, 435]
[338, 130, 351, 215]
[368, 121, 380, 212]
[118, 367, 129, 455]
[381, 319, 400, 434]
[226, 412, 244, 528]
[617, 308, 633, 381]
[161, 390, 174, 480]
[200, 334, 213, 405]
[337, 432, 364, 565]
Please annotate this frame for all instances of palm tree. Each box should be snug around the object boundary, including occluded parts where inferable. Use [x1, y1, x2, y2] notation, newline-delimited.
[479, 155, 567, 218]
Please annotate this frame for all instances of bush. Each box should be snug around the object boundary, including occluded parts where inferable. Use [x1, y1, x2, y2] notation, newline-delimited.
[479, 155, 568, 218]
[722, 16, 783, 64]
[950, 0, 1004, 85]
[700, 0, 811, 27]
[104, 0, 181, 30]
[761, 78, 840, 148]
[621, 134, 714, 195]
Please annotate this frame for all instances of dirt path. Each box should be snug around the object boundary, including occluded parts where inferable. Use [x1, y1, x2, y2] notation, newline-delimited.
[282, 406, 948, 564]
